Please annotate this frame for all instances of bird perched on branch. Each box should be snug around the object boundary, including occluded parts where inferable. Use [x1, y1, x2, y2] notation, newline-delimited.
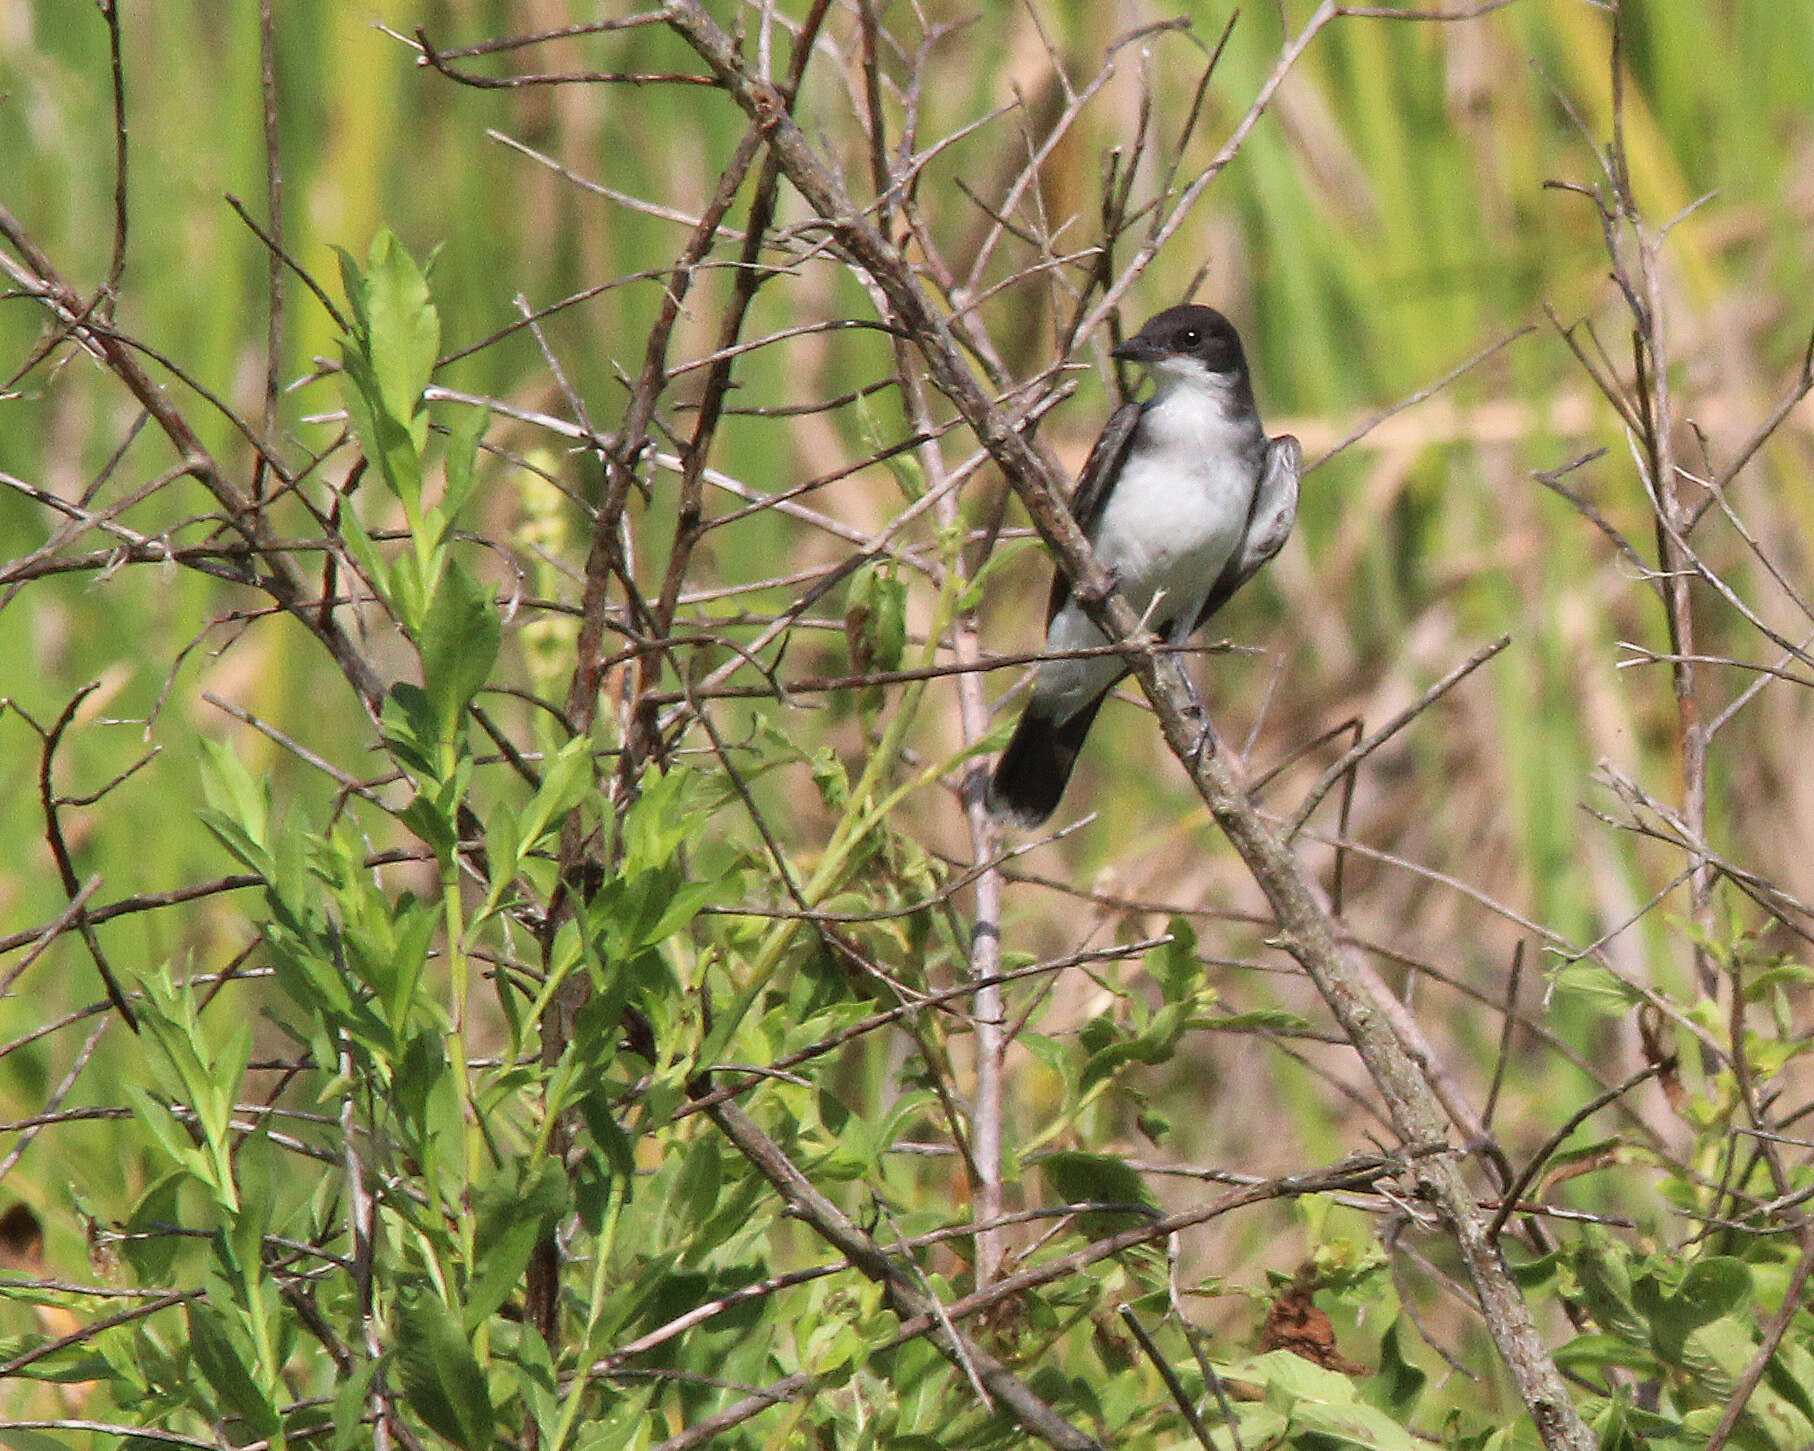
[986, 304, 1301, 827]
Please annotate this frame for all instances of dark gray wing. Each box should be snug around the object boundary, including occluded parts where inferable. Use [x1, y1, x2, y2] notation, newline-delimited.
[1192, 432, 1301, 630]
[1044, 400, 1145, 625]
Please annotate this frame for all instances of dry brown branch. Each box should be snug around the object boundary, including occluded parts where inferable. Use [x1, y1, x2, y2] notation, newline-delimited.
[662, 5, 1593, 1444]
[0, 206, 388, 711]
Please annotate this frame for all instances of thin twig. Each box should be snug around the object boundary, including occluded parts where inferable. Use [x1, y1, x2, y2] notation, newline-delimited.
[1285, 634, 1511, 838]
[1485, 1063, 1667, 1241]
[665, 7, 1594, 1441]
[1702, 1229, 1814, 1451]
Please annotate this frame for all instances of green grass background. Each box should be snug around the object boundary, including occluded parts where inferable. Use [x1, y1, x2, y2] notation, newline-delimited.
[4, 0, 1814, 1427]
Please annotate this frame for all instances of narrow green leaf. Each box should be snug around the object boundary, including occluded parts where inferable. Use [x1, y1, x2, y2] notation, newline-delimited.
[1374, 1318, 1426, 1413]
[398, 791, 458, 860]
[396, 1283, 494, 1451]
[418, 561, 500, 747]
[1555, 1334, 1661, 1374]
[436, 404, 489, 547]
[466, 1159, 569, 1332]
[333, 243, 370, 335]
[360, 231, 440, 448]
[197, 737, 270, 848]
[332, 1359, 382, 1451]
[338, 332, 424, 511]
[513, 736, 596, 855]
[122, 1086, 228, 1212]
[122, 1172, 185, 1285]
[186, 1302, 283, 1440]
[1149, 915, 1199, 1003]
[629, 874, 734, 954]
[394, 1029, 450, 1138]
[479, 806, 522, 921]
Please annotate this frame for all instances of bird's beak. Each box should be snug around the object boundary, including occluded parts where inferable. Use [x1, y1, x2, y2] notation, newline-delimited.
[1111, 334, 1163, 365]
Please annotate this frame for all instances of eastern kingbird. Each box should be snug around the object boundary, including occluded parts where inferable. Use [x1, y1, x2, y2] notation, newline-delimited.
[986, 304, 1301, 828]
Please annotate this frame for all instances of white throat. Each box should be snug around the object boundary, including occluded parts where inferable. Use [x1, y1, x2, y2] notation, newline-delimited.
[1140, 359, 1258, 458]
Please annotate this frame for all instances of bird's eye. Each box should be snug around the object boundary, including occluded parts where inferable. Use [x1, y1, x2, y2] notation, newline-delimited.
[1180, 329, 1201, 347]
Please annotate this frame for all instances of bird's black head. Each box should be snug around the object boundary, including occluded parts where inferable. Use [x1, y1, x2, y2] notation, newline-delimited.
[1111, 304, 1247, 377]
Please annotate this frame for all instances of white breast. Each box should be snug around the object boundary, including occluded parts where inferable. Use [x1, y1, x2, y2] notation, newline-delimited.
[1034, 370, 1263, 721]
[1087, 374, 1259, 623]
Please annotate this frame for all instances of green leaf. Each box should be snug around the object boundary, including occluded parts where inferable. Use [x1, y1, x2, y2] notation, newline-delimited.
[577, 1088, 635, 1184]
[373, 898, 438, 1037]
[1374, 1318, 1426, 1413]
[1570, 1229, 1647, 1344]
[1241, 1350, 1419, 1449]
[1148, 916, 1199, 1002]
[196, 735, 270, 840]
[1763, 1338, 1814, 1426]
[382, 682, 440, 776]
[1740, 959, 1814, 999]
[1672, 1257, 1752, 1329]
[1556, 1334, 1662, 1374]
[466, 1158, 569, 1332]
[186, 1302, 283, 1440]
[618, 765, 701, 877]
[1294, 1394, 1424, 1451]
[480, 806, 522, 918]
[844, 561, 908, 714]
[808, 746, 849, 811]
[1199, 1007, 1316, 1033]
[1038, 1151, 1156, 1235]
[334, 482, 392, 604]
[673, 1140, 723, 1226]
[1550, 961, 1646, 1014]
[332, 1359, 382, 1451]
[360, 231, 440, 440]
[513, 736, 597, 855]
[1592, 1395, 1687, 1451]
[0, 1342, 114, 1385]
[0, 1430, 80, 1451]
[338, 327, 423, 510]
[436, 404, 489, 547]
[1505, 1249, 1558, 1294]
[196, 737, 275, 878]
[630, 875, 731, 954]
[398, 789, 459, 860]
[396, 1282, 494, 1451]
[121, 1084, 221, 1210]
[418, 561, 500, 747]
[1636, 1257, 1751, 1363]
[122, 1171, 186, 1285]
[394, 1029, 450, 1138]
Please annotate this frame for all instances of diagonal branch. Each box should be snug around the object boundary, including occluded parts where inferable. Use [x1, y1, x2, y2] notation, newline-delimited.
[663, 6, 1594, 1446]
[704, 1097, 1103, 1451]
[0, 204, 387, 714]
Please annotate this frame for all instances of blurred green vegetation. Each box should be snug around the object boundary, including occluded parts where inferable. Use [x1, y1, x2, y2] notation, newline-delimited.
[4, 0, 1814, 1444]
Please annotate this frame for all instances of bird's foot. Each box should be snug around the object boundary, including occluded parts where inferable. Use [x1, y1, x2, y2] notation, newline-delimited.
[1187, 712, 1219, 772]
[1180, 677, 1218, 772]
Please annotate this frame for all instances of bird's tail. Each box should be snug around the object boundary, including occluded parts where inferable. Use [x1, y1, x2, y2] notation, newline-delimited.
[985, 694, 1107, 828]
